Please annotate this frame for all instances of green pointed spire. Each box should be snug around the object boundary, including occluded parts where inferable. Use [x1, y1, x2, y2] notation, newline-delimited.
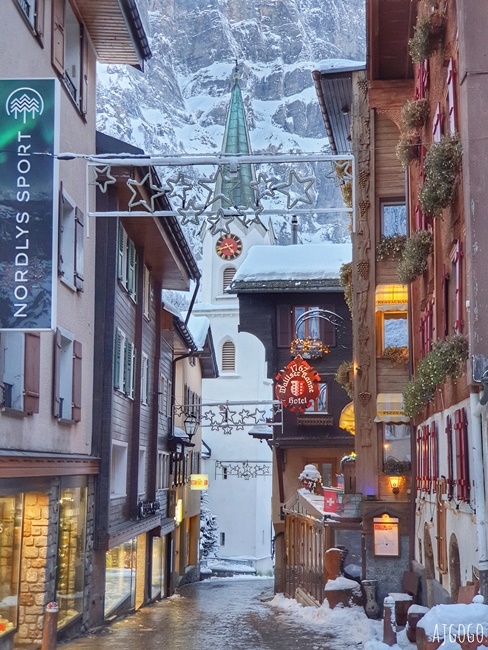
[218, 66, 256, 209]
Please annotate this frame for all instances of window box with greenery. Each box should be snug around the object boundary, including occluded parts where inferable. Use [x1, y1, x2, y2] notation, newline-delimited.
[397, 230, 433, 284]
[381, 346, 409, 366]
[396, 132, 421, 171]
[403, 335, 468, 417]
[419, 134, 462, 216]
[408, 10, 445, 63]
[377, 235, 407, 262]
[401, 98, 429, 130]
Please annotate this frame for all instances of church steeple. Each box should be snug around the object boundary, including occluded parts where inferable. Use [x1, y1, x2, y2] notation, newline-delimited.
[217, 64, 256, 209]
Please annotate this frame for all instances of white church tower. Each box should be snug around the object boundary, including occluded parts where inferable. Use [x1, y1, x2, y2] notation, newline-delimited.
[194, 68, 275, 573]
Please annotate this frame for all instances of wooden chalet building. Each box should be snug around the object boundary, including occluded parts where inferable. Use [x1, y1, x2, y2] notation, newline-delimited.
[229, 242, 355, 599]
[314, 0, 488, 608]
[90, 133, 205, 624]
[313, 3, 416, 606]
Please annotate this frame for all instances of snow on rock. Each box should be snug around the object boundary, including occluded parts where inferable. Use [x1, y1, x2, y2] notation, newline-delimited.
[233, 243, 352, 282]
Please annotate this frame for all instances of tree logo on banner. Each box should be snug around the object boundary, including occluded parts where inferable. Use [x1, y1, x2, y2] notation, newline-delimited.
[274, 356, 321, 412]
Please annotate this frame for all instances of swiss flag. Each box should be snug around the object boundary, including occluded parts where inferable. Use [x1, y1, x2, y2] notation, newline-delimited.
[323, 488, 342, 513]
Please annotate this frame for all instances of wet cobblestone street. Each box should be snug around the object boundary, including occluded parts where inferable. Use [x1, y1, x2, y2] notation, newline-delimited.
[62, 578, 363, 650]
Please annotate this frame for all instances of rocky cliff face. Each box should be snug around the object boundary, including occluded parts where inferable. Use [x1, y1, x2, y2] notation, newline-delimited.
[96, 0, 365, 247]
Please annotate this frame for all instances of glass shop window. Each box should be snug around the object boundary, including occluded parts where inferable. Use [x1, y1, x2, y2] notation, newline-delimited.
[0, 494, 23, 637]
[383, 423, 412, 468]
[56, 487, 87, 628]
[104, 539, 136, 617]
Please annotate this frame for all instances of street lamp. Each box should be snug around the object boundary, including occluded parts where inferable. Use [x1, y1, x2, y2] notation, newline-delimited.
[184, 412, 199, 441]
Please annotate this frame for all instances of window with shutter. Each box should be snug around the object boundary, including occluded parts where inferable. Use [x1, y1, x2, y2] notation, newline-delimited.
[222, 267, 236, 291]
[430, 421, 438, 489]
[123, 340, 136, 399]
[52, 0, 86, 111]
[293, 306, 336, 347]
[141, 353, 149, 405]
[277, 305, 292, 348]
[221, 341, 236, 372]
[1, 332, 26, 412]
[143, 266, 151, 319]
[74, 207, 84, 291]
[422, 425, 430, 493]
[446, 58, 457, 135]
[451, 241, 463, 334]
[416, 427, 422, 492]
[117, 222, 126, 283]
[53, 328, 80, 422]
[454, 408, 470, 502]
[445, 415, 454, 500]
[432, 103, 442, 143]
[72, 340, 82, 421]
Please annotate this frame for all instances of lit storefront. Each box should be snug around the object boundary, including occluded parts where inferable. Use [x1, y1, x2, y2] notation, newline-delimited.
[0, 494, 23, 639]
[104, 539, 137, 618]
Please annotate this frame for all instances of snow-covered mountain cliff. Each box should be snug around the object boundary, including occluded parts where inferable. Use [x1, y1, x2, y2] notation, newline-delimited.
[96, 0, 365, 247]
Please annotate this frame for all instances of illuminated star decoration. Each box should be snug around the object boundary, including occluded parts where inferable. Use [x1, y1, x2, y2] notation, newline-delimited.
[249, 172, 279, 201]
[325, 159, 353, 184]
[249, 408, 267, 424]
[92, 165, 116, 193]
[206, 208, 235, 236]
[177, 199, 205, 226]
[197, 167, 240, 211]
[165, 172, 193, 204]
[127, 172, 166, 213]
[273, 170, 315, 210]
[233, 200, 265, 230]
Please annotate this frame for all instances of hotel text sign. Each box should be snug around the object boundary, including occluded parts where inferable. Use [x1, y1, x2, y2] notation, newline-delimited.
[0, 79, 56, 329]
[274, 356, 321, 413]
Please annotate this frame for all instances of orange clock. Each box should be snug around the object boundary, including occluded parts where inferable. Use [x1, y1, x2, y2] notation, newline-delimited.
[215, 233, 243, 260]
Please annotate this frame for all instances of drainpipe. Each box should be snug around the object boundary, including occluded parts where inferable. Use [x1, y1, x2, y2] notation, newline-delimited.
[184, 277, 200, 326]
[291, 215, 298, 245]
[470, 389, 488, 600]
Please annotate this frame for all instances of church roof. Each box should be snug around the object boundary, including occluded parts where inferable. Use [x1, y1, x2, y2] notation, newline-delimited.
[216, 69, 257, 210]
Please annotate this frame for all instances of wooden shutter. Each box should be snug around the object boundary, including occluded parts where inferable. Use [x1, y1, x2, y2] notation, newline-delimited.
[222, 341, 235, 372]
[51, 0, 65, 75]
[277, 305, 292, 348]
[446, 415, 454, 500]
[74, 207, 84, 291]
[430, 421, 438, 488]
[35, 0, 46, 44]
[117, 221, 125, 281]
[72, 340, 82, 422]
[123, 339, 131, 394]
[454, 408, 470, 502]
[422, 425, 429, 493]
[416, 427, 422, 492]
[432, 102, 442, 143]
[113, 328, 121, 389]
[53, 328, 62, 417]
[127, 239, 136, 296]
[446, 58, 457, 135]
[80, 26, 89, 115]
[58, 182, 64, 276]
[24, 332, 40, 414]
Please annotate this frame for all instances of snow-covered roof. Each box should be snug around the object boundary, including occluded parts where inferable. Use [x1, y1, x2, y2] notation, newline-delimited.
[314, 59, 366, 74]
[232, 243, 352, 284]
[186, 315, 211, 351]
[162, 299, 183, 320]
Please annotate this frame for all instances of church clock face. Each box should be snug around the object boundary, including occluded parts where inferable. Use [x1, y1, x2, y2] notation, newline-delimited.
[215, 233, 243, 260]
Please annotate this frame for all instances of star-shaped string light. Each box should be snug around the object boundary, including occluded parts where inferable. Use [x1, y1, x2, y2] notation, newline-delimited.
[177, 199, 205, 226]
[206, 208, 235, 235]
[233, 200, 265, 229]
[249, 408, 267, 424]
[197, 167, 240, 210]
[273, 170, 315, 210]
[325, 159, 353, 185]
[127, 172, 166, 212]
[249, 172, 279, 202]
[92, 165, 116, 193]
[165, 172, 193, 204]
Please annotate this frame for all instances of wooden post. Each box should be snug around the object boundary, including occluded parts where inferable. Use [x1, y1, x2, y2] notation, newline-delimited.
[383, 595, 397, 647]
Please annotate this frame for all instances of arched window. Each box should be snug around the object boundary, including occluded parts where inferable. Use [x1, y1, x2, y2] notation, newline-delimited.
[221, 341, 236, 372]
[222, 267, 236, 292]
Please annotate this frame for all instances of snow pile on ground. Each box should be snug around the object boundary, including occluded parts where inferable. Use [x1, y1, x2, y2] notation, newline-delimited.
[270, 594, 416, 649]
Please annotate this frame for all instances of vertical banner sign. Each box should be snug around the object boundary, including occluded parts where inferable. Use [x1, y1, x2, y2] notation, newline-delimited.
[0, 79, 56, 330]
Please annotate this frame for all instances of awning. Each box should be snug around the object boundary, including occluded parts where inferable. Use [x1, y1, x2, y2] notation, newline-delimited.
[374, 393, 410, 424]
[375, 284, 408, 312]
[339, 401, 355, 435]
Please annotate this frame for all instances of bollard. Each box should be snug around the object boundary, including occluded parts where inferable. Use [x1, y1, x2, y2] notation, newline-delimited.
[383, 595, 397, 647]
[41, 602, 58, 650]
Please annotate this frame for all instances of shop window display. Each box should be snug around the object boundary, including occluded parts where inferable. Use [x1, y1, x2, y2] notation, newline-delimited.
[105, 539, 136, 617]
[151, 537, 163, 599]
[0, 495, 23, 636]
[56, 487, 87, 628]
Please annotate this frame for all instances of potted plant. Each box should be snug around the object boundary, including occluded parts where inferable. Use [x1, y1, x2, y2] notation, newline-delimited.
[403, 334, 468, 417]
[396, 132, 420, 170]
[419, 134, 462, 216]
[377, 234, 407, 261]
[397, 230, 433, 283]
[408, 10, 445, 63]
[401, 98, 429, 130]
